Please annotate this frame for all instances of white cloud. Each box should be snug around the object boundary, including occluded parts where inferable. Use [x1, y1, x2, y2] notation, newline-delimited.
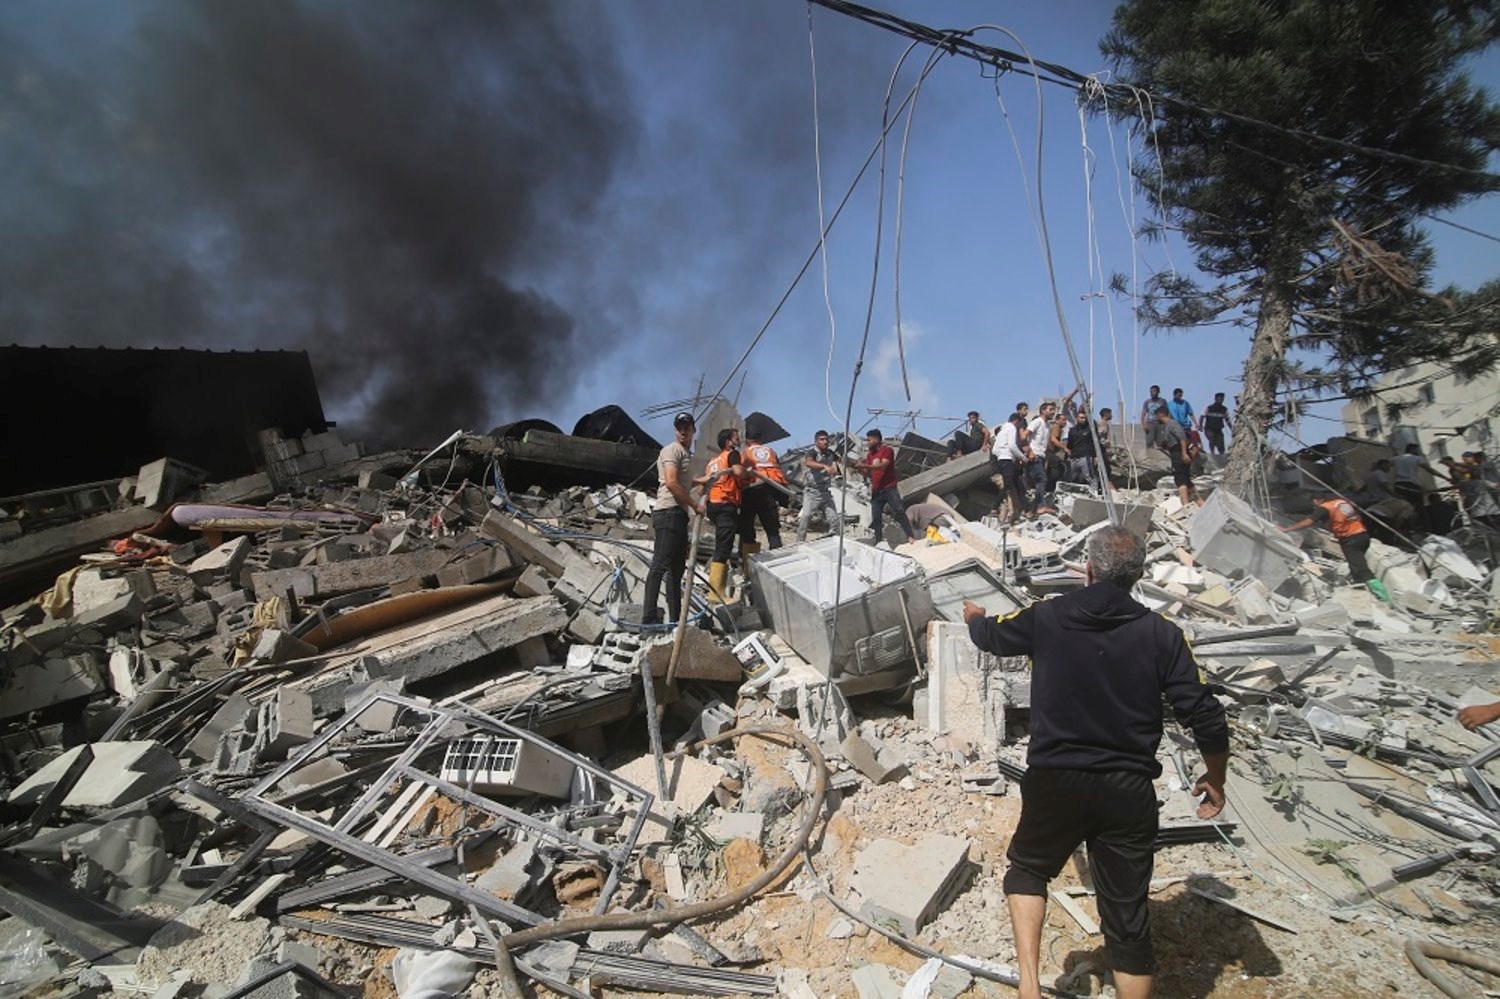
[871, 321, 940, 415]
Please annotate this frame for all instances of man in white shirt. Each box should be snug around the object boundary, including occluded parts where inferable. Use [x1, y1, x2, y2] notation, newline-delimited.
[991, 412, 1028, 523]
[1026, 402, 1057, 514]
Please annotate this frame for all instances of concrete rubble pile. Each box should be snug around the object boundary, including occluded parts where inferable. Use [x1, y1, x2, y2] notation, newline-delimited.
[0, 425, 1496, 998]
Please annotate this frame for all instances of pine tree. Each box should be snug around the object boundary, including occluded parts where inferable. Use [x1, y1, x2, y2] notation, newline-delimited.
[1100, 0, 1500, 495]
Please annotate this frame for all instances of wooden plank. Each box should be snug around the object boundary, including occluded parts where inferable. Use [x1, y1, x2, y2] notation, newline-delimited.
[1050, 890, 1100, 935]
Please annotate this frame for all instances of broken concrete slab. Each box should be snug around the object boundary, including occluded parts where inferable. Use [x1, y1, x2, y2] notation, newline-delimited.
[480, 510, 572, 577]
[0, 653, 106, 719]
[644, 627, 742, 682]
[290, 594, 567, 715]
[9, 741, 180, 809]
[850, 834, 973, 936]
[250, 550, 450, 600]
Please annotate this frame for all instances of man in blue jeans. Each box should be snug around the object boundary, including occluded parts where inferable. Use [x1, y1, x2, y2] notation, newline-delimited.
[963, 526, 1228, 998]
[642, 412, 705, 625]
[853, 429, 915, 543]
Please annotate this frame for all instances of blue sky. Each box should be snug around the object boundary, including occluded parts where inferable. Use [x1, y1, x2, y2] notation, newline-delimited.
[570, 0, 1500, 450]
[3, 1, 1495, 453]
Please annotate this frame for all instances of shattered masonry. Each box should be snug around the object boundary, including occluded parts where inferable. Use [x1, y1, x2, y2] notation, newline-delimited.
[0, 412, 1496, 999]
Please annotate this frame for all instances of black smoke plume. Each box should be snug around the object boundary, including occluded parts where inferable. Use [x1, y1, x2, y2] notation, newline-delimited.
[0, 1, 632, 446]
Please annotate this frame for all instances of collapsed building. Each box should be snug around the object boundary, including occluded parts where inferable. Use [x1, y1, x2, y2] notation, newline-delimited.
[0, 407, 1496, 999]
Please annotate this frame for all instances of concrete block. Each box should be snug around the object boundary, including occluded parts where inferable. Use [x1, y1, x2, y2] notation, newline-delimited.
[0, 654, 105, 719]
[556, 558, 614, 608]
[644, 628, 742, 682]
[266, 688, 316, 758]
[512, 564, 552, 598]
[707, 811, 765, 842]
[1294, 601, 1351, 631]
[8, 741, 180, 809]
[840, 734, 907, 784]
[251, 629, 318, 664]
[189, 537, 251, 584]
[476, 841, 539, 901]
[72, 593, 145, 634]
[851, 963, 905, 999]
[435, 544, 514, 587]
[567, 605, 607, 644]
[512, 635, 550, 670]
[71, 570, 135, 616]
[146, 599, 219, 641]
[134, 458, 207, 510]
[186, 694, 253, 761]
[851, 834, 973, 936]
[587, 922, 652, 954]
[698, 699, 736, 739]
[1232, 580, 1278, 625]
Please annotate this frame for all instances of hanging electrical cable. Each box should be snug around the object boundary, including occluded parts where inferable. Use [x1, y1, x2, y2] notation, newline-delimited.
[806, 2, 844, 427]
[890, 38, 950, 403]
[979, 24, 1118, 524]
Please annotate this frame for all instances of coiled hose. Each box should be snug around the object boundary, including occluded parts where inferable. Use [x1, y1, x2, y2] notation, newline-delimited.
[1404, 938, 1500, 998]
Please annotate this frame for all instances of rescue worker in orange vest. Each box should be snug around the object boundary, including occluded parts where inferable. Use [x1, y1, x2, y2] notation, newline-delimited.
[694, 427, 747, 603]
[1279, 493, 1374, 586]
[740, 434, 789, 553]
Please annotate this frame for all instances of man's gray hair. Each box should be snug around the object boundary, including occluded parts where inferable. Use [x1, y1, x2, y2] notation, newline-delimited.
[1087, 526, 1146, 589]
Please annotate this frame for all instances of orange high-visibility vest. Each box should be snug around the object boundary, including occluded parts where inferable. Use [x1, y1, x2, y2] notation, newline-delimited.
[707, 450, 742, 506]
[1317, 498, 1367, 540]
[743, 443, 789, 487]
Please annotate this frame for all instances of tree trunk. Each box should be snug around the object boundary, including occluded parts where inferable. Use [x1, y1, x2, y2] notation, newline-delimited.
[1223, 276, 1294, 498]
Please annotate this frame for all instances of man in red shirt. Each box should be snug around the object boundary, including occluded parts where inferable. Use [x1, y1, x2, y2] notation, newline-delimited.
[854, 429, 916, 543]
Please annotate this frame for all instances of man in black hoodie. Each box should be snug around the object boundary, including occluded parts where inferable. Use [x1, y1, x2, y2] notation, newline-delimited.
[963, 526, 1228, 999]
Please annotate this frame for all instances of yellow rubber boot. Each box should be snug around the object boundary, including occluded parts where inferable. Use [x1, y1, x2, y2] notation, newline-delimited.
[706, 561, 730, 604]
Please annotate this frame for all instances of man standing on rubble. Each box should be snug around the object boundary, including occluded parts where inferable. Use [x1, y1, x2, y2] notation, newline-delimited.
[991, 412, 1028, 524]
[696, 428, 746, 603]
[1154, 407, 1201, 507]
[962, 527, 1228, 999]
[1199, 392, 1231, 456]
[643, 412, 705, 626]
[1139, 385, 1166, 440]
[853, 429, 916, 543]
[797, 430, 842, 542]
[740, 426, 789, 553]
[1026, 401, 1057, 515]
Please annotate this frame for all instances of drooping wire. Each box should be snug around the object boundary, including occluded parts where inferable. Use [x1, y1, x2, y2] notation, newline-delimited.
[806, 2, 843, 427]
[891, 39, 949, 403]
[689, 44, 943, 428]
[981, 24, 1118, 524]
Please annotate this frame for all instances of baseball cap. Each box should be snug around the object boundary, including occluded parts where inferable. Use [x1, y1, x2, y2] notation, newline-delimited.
[673, 412, 695, 428]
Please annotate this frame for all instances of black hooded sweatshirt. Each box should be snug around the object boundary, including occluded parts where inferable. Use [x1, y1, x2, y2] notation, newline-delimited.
[968, 581, 1228, 777]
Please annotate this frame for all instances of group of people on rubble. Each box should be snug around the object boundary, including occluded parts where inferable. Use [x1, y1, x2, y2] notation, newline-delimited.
[641, 412, 918, 624]
[943, 383, 1236, 524]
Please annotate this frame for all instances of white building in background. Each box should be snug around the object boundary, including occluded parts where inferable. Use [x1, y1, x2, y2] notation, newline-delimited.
[1340, 359, 1500, 461]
